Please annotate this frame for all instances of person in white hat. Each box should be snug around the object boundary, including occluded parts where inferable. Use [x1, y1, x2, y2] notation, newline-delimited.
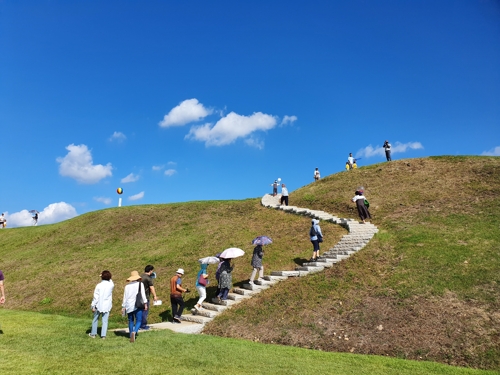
[170, 268, 189, 323]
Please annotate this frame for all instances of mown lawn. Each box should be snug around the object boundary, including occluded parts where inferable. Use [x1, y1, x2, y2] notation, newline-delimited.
[0, 310, 495, 375]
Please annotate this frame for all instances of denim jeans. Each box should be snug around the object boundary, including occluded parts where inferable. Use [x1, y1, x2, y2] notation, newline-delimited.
[128, 309, 143, 336]
[91, 310, 109, 337]
[141, 301, 150, 328]
[218, 287, 229, 300]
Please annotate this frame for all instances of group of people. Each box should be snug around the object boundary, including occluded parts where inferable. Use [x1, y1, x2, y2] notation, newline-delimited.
[271, 180, 289, 206]
[0, 213, 6, 228]
[90, 265, 159, 342]
[307, 187, 371, 261]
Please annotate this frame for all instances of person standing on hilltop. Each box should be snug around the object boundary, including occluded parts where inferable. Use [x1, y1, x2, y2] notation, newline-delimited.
[383, 140, 392, 161]
[0, 213, 6, 228]
[280, 184, 289, 206]
[271, 180, 278, 196]
[314, 168, 320, 181]
[348, 153, 354, 169]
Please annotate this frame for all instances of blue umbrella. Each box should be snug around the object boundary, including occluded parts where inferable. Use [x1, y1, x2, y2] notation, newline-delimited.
[252, 236, 273, 246]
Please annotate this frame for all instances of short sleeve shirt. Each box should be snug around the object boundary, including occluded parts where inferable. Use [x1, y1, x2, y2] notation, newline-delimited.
[141, 273, 154, 299]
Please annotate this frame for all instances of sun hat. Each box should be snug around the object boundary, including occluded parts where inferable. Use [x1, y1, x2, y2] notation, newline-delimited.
[127, 270, 141, 281]
[176, 268, 185, 275]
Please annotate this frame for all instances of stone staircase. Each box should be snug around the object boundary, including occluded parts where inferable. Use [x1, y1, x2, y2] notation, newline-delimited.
[175, 194, 378, 332]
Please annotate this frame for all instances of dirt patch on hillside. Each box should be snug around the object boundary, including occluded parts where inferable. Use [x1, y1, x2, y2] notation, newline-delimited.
[205, 291, 500, 369]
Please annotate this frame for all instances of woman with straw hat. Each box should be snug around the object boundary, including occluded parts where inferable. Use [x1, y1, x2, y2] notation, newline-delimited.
[122, 271, 147, 343]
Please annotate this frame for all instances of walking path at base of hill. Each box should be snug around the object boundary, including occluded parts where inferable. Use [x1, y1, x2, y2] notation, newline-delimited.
[114, 194, 378, 335]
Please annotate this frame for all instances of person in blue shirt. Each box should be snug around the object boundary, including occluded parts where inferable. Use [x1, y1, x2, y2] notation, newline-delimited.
[309, 219, 323, 262]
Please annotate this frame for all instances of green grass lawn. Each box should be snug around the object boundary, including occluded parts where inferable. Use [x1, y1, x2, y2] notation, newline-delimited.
[0, 310, 495, 375]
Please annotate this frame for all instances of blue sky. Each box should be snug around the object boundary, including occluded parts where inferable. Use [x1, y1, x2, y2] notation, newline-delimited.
[1, 0, 499, 227]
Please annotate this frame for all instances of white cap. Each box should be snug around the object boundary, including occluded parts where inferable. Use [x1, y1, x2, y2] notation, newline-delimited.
[176, 268, 185, 275]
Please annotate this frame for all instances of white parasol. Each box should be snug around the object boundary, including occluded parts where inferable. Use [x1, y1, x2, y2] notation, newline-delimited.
[198, 256, 220, 265]
[219, 247, 245, 259]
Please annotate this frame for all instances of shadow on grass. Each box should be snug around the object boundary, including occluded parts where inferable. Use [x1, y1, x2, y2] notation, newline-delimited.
[294, 257, 309, 265]
[112, 329, 130, 338]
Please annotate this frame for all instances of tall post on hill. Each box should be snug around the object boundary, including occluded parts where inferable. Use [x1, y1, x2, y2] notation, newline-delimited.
[117, 187, 123, 207]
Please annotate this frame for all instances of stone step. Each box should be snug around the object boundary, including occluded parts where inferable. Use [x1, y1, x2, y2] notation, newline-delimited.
[254, 278, 276, 286]
[232, 287, 256, 296]
[303, 261, 334, 267]
[190, 308, 218, 318]
[295, 266, 325, 273]
[227, 293, 247, 301]
[271, 270, 300, 277]
[201, 302, 228, 312]
[210, 297, 237, 307]
[180, 315, 212, 324]
[263, 275, 288, 282]
[242, 283, 270, 291]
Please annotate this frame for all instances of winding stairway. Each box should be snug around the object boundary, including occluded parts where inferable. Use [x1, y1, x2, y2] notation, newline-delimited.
[172, 194, 379, 333]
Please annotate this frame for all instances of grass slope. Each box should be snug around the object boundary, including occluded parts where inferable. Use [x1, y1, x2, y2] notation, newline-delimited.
[0, 156, 498, 371]
[203, 157, 500, 370]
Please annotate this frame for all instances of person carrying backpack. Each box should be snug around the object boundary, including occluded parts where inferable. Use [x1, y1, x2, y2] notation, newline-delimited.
[309, 219, 323, 262]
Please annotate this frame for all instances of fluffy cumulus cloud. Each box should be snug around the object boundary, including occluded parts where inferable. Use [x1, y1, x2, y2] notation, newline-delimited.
[164, 169, 177, 176]
[56, 144, 112, 184]
[356, 141, 424, 159]
[481, 146, 500, 156]
[94, 197, 112, 205]
[129, 191, 144, 201]
[121, 173, 140, 183]
[109, 131, 126, 142]
[159, 99, 213, 127]
[6, 202, 78, 228]
[186, 112, 278, 146]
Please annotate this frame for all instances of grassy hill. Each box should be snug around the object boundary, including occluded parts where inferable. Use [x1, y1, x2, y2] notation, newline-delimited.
[1, 156, 499, 371]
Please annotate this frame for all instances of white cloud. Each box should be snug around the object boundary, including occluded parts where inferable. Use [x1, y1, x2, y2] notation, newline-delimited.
[159, 98, 213, 127]
[6, 202, 78, 228]
[109, 131, 126, 142]
[121, 173, 140, 183]
[167, 161, 177, 166]
[56, 144, 112, 184]
[129, 191, 144, 201]
[186, 111, 278, 146]
[280, 115, 297, 126]
[94, 197, 112, 205]
[244, 137, 264, 150]
[152, 165, 164, 171]
[164, 169, 177, 176]
[356, 141, 424, 159]
[481, 146, 500, 156]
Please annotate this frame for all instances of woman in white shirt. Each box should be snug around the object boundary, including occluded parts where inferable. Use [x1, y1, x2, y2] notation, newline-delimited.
[89, 270, 114, 339]
[122, 271, 148, 343]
